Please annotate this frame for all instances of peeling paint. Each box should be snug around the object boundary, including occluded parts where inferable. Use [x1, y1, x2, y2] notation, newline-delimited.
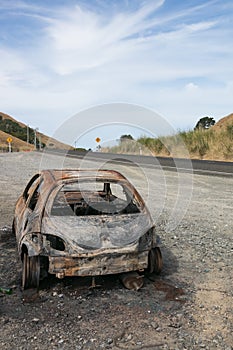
[13, 169, 162, 289]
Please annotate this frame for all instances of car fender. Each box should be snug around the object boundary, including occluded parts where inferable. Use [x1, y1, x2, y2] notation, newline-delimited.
[20, 240, 40, 258]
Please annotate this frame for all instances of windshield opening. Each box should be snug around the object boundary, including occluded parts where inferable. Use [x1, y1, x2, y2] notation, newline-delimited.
[50, 180, 140, 216]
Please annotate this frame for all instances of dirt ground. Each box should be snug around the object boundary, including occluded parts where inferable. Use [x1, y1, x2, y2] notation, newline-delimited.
[0, 152, 232, 350]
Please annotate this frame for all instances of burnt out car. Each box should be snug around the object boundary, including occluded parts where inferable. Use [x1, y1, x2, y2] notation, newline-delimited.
[13, 169, 162, 289]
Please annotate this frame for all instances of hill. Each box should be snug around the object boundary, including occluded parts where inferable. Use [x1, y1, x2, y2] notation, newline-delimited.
[212, 113, 233, 132]
[0, 112, 72, 151]
[0, 129, 34, 152]
[104, 112, 233, 161]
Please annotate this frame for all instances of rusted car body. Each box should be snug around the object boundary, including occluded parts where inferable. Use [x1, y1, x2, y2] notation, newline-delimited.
[13, 169, 162, 289]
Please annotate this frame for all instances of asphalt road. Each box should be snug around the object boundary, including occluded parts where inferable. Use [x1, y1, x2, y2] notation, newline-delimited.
[46, 149, 233, 177]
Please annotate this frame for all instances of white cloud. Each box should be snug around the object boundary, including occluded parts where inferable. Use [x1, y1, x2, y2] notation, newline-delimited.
[185, 82, 199, 91]
[43, 1, 165, 75]
[0, 0, 233, 143]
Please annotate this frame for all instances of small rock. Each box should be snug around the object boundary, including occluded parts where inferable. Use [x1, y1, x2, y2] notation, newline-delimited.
[125, 334, 132, 341]
[151, 322, 158, 329]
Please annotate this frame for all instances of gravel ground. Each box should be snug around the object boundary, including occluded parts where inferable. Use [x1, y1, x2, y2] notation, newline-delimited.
[0, 151, 232, 350]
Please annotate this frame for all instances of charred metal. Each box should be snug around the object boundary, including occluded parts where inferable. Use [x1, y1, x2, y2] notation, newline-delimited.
[13, 169, 163, 290]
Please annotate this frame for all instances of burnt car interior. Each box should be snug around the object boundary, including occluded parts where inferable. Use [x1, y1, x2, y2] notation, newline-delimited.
[22, 173, 44, 211]
[51, 181, 140, 216]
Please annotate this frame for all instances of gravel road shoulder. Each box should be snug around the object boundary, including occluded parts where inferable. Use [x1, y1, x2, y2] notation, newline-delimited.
[0, 152, 232, 350]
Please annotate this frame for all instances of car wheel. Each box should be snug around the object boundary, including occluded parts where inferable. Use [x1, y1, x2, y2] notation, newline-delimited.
[148, 247, 163, 274]
[22, 252, 40, 290]
[12, 219, 16, 235]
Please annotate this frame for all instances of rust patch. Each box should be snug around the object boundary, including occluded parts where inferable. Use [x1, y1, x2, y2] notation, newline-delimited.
[22, 288, 40, 303]
[153, 279, 185, 302]
[13, 169, 161, 290]
[119, 272, 144, 290]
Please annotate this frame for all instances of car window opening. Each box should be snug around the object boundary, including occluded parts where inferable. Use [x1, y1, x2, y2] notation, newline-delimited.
[51, 181, 140, 216]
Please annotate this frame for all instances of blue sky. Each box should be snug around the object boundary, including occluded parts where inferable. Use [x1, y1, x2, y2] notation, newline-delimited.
[0, 0, 233, 148]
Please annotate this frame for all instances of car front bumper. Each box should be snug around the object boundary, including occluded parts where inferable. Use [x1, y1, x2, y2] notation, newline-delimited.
[48, 251, 149, 278]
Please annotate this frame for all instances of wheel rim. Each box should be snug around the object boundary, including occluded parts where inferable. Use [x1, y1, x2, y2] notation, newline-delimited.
[22, 253, 28, 289]
[22, 253, 40, 289]
[148, 247, 163, 274]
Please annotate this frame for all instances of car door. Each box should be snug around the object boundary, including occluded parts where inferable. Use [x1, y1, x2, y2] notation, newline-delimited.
[15, 174, 42, 243]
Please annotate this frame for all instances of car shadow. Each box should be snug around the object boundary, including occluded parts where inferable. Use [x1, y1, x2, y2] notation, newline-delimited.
[38, 243, 180, 292]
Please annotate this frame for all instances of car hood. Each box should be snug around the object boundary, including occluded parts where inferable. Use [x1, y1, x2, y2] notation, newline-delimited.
[42, 213, 153, 249]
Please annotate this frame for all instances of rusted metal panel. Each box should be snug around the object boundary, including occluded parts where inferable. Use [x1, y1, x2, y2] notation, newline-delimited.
[119, 272, 144, 290]
[48, 251, 148, 277]
[41, 213, 152, 251]
[13, 169, 162, 289]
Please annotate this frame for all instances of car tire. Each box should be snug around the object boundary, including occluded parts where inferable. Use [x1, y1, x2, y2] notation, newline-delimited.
[22, 252, 40, 290]
[148, 247, 163, 274]
[12, 219, 16, 235]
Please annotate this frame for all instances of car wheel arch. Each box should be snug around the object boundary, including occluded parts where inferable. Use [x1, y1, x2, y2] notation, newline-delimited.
[20, 242, 38, 261]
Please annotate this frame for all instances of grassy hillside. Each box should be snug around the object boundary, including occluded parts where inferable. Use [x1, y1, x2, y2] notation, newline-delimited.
[0, 129, 34, 152]
[0, 112, 72, 151]
[104, 113, 233, 161]
[212, 113, 233, 132]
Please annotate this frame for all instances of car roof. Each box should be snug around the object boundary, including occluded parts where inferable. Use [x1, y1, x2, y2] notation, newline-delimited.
[40, 169, 128, 184]
[35, 169, 145, 210]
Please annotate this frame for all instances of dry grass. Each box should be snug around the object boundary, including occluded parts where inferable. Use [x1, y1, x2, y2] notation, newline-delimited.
[0, 112, 72, 151]
[104, 114, 233, 161]
[0, 130, 34, 152]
